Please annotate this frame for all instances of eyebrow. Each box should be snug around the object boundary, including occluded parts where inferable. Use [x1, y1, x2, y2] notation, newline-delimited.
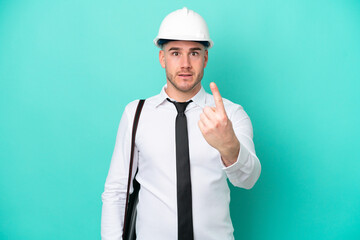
[168, 47, 203, 51]
[168, 47, 181, 51]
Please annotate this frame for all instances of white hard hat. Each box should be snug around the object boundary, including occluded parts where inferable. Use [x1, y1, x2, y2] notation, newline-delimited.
[154, 7, 214, 49]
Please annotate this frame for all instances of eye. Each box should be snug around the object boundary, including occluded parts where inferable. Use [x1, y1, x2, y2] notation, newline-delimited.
[171, 52, 179, 56]
[190, 52, 199, 56]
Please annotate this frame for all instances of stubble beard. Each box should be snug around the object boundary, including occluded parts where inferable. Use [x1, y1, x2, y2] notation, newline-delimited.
[166, 69, 204, 93]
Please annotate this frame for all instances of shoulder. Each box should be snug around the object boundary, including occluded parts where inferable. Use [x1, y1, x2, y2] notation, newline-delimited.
[124, 89, 163, 114]
[123, 99, 144, 122]
[124, 99, 142, 112]
[123, 92, 159, 117]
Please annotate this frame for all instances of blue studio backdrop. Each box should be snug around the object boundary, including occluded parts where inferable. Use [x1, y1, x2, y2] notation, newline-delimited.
[0, 0, 359, 239]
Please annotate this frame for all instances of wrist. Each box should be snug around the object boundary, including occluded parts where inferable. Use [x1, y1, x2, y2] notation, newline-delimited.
[220, 140, 240, 167]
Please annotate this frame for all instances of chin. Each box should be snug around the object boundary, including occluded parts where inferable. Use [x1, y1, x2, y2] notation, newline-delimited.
[177, 82, 200, 93]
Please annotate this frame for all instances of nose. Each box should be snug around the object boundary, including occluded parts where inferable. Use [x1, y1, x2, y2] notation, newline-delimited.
[180, 54, 191, 69]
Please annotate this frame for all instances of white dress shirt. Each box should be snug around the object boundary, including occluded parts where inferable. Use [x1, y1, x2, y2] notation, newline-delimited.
[101, 85, 261, 240]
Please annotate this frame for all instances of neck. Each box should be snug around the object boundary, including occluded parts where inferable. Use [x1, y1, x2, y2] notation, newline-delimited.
[165, 82, 201, 102]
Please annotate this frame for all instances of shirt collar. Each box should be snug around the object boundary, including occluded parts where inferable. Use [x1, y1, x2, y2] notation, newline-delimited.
[153, 84, 206, 108]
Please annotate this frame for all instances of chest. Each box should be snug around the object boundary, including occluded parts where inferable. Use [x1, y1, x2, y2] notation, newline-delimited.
[135, 107, 222, 174]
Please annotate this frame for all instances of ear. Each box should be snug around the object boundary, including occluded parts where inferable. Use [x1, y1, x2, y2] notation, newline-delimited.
[203, 49, 209, 68]
[159, 50, 165, 68]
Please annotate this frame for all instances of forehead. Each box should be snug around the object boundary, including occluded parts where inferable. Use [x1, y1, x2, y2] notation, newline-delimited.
[164, 41, 205, 51]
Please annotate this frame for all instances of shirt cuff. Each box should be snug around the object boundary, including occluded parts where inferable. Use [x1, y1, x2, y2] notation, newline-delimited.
[221, 143, 250, 173]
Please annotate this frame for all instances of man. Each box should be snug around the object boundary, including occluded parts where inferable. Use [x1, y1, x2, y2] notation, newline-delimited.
[101, 7, 261, 240]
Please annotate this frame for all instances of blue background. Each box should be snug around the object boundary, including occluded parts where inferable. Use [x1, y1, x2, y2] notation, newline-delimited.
[1, 0, 359, 239]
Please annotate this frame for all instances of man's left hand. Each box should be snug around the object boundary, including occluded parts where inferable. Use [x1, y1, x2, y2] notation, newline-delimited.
[198, 82, 240, 167]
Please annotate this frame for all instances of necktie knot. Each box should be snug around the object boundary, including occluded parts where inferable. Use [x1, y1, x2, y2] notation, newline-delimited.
[167, 98, 192, 115]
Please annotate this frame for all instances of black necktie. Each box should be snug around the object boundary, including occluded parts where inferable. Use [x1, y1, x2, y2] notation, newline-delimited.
[167, 98, 194, 240]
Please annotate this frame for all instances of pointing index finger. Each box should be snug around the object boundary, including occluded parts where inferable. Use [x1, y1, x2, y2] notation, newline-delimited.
[210, 82, 226, 114]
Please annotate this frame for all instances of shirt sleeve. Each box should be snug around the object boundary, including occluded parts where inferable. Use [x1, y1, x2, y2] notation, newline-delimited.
[101, 101, 139, 240]
[222, 106, 261, 189]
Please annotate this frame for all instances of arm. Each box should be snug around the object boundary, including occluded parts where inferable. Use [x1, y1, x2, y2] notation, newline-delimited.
[222, 107, 261, 189]
[101, 102, 139, 240]
[198, 82, 261, 189]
